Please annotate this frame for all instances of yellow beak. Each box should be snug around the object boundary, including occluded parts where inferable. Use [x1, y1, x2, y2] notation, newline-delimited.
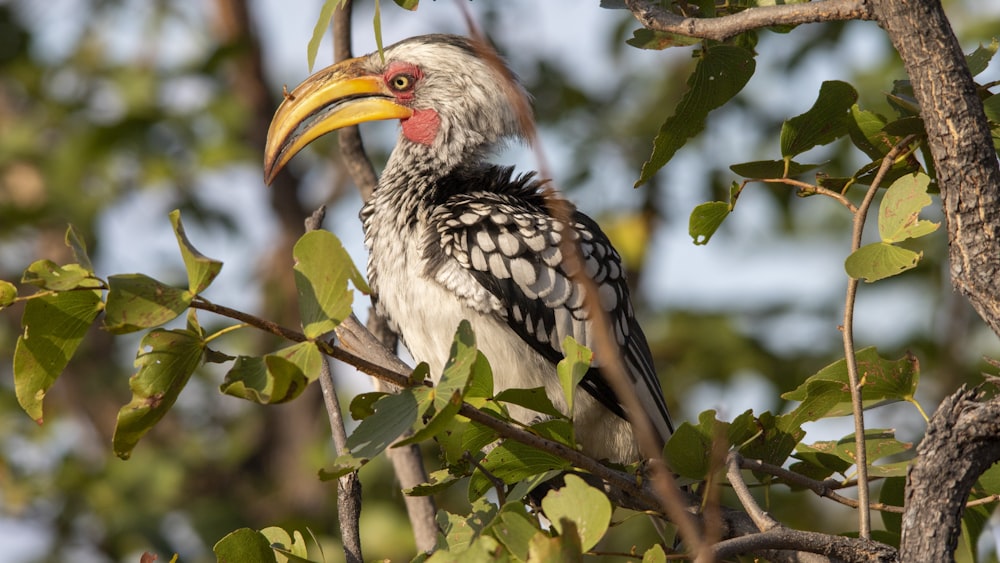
[263, 57, 413, 184]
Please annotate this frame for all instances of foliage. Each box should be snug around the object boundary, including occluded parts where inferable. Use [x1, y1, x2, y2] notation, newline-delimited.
[2, 1, 1000, 562]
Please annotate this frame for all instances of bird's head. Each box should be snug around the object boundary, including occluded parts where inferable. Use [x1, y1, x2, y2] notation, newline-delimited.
[264, 34, 531, 184]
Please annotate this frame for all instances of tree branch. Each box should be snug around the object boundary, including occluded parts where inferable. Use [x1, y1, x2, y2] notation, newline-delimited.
[869, 0, 1000, 339]
[330, 2, 438, 553]
[624, 0, 873, 42]
[899, 384, 1000, 561]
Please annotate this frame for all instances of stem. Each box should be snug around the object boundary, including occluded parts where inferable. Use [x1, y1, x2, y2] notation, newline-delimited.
[841, 134, 918, 539]
[203, 322, 249, 344]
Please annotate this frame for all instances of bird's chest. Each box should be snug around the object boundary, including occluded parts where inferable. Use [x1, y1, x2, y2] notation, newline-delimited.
[361, 202, 466, 373]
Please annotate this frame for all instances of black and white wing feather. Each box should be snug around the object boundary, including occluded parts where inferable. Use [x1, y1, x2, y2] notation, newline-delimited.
[424, 166, 673, 443]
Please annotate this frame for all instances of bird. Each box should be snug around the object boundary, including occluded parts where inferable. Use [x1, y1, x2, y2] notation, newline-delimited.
[263, 34, 672, 464]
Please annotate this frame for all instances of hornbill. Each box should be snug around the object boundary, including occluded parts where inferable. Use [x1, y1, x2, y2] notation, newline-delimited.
[263, 34, 672, 464]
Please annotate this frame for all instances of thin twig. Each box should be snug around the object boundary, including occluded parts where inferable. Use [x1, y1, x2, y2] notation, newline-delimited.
[758, 177, 859, 213]
[841, 134, 918, 539]
[305, 206, 364, 563]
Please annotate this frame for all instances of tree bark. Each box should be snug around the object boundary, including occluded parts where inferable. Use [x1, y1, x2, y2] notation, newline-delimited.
[899, 385, 1000, 561]
[871, 0, 1000, 338]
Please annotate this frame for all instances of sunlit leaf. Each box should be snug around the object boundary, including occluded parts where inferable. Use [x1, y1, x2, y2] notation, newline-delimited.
[878, 173, 939, 243]
[0, 280, 17, 309]
[293, 230, 369, 339]
[495, 387, 565, 420]
[220, 342, 319, 404]
[214, 528, 278, 563]
[319, 389, 418, 480]
[845, 242, 921, 282]
[636, 44, 756, 186]
[780, 81, 857, 157]
[103, 274, 191, 334]
[489, 502, 541, 561]
[848, 105, 894, 160]
[393, 0, 419, 9]
[468, 438, 571, 501]
[21, 260, 102, 292]
[260, 527, 313, 562]
[782, 347, 919, 424]
[169, 210, 223, 295]
[113, 318, 205, 459]
[557, 336, 591, 416]
[541, 475, 612, 551]
[965, 38, 999, 77]
[307, 0, 347, 72]
[14, 289, 103, 422]
[642, 544, 668, 563]
[436, 499, 497, 553]
[527, 519, 581, 563]
[65, 225, 93, 273]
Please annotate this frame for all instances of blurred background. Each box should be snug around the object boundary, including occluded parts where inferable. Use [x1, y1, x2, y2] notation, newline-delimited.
[1, 0, 999, 561]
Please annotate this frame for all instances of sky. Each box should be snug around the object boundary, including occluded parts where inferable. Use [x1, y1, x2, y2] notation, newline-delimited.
[5, 0, 1000, 559]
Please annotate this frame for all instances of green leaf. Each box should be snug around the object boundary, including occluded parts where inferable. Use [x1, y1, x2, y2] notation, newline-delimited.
[468, 439, 571, 501]
[527, 519, 581, 562]
[878, 173, 939, 243]
[729, 159, 823, 178]
[689, 201, 731, 245]
[965, 38, 999, 77]
[0, 280, 17, 309]
[169, 210, 223, 295]
[349, 391, 388, 420]
[489, 502, 542, 561]
[22, 261, 102, 291]
[405, 467, 464, 496]
[220, 342, 319, 404]
[214, 528, 279, 563]
[635, 44, 756, 186]
[626, 28, 700, 50]
[642, 544, 668, 563]
[557, 336, 591, 416]
[393, 0, 419, 9]
[307, 1, 346, 72]
[14, 289, 103, 422]
[292, 230, 368, 339]
[103, 274, 191, 334]
[113, 319, 205, 459]
[663, 415, 718, 480]
[319, 389, 418, 479]
[845, 242, 921, 282]
[782, 347, 919, 425]
[879, 476, 906, 542]
[740, 411, 805, 471]
[436, 499, 497, 554]
[540, 475, 612, 551]
[780, 81, 857, 157]
[437, 410, 499, 467]
[798, 429, 912, 474]
[848, 105, 895, 160]
[261, 527, 314, 562]
[494, 387, 565, 420]
[65, 225, 93, 273]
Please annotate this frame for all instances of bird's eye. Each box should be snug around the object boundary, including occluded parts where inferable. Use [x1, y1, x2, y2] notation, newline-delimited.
[389, 73, 415, 92]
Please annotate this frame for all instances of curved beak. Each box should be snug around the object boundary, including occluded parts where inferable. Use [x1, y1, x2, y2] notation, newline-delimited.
[263, 57, 413, 184]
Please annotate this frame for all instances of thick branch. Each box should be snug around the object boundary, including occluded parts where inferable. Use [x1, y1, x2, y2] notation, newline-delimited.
[625, 0, 873, 42]
[900, 385, 1000, 561]
[871, 0, 1000, 339]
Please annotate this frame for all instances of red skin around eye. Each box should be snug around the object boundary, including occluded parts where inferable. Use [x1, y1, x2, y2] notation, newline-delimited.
[382, 62, 437, 145]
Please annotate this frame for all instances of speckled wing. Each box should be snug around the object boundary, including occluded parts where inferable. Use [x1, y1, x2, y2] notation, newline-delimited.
[424, 168, 673, 443]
